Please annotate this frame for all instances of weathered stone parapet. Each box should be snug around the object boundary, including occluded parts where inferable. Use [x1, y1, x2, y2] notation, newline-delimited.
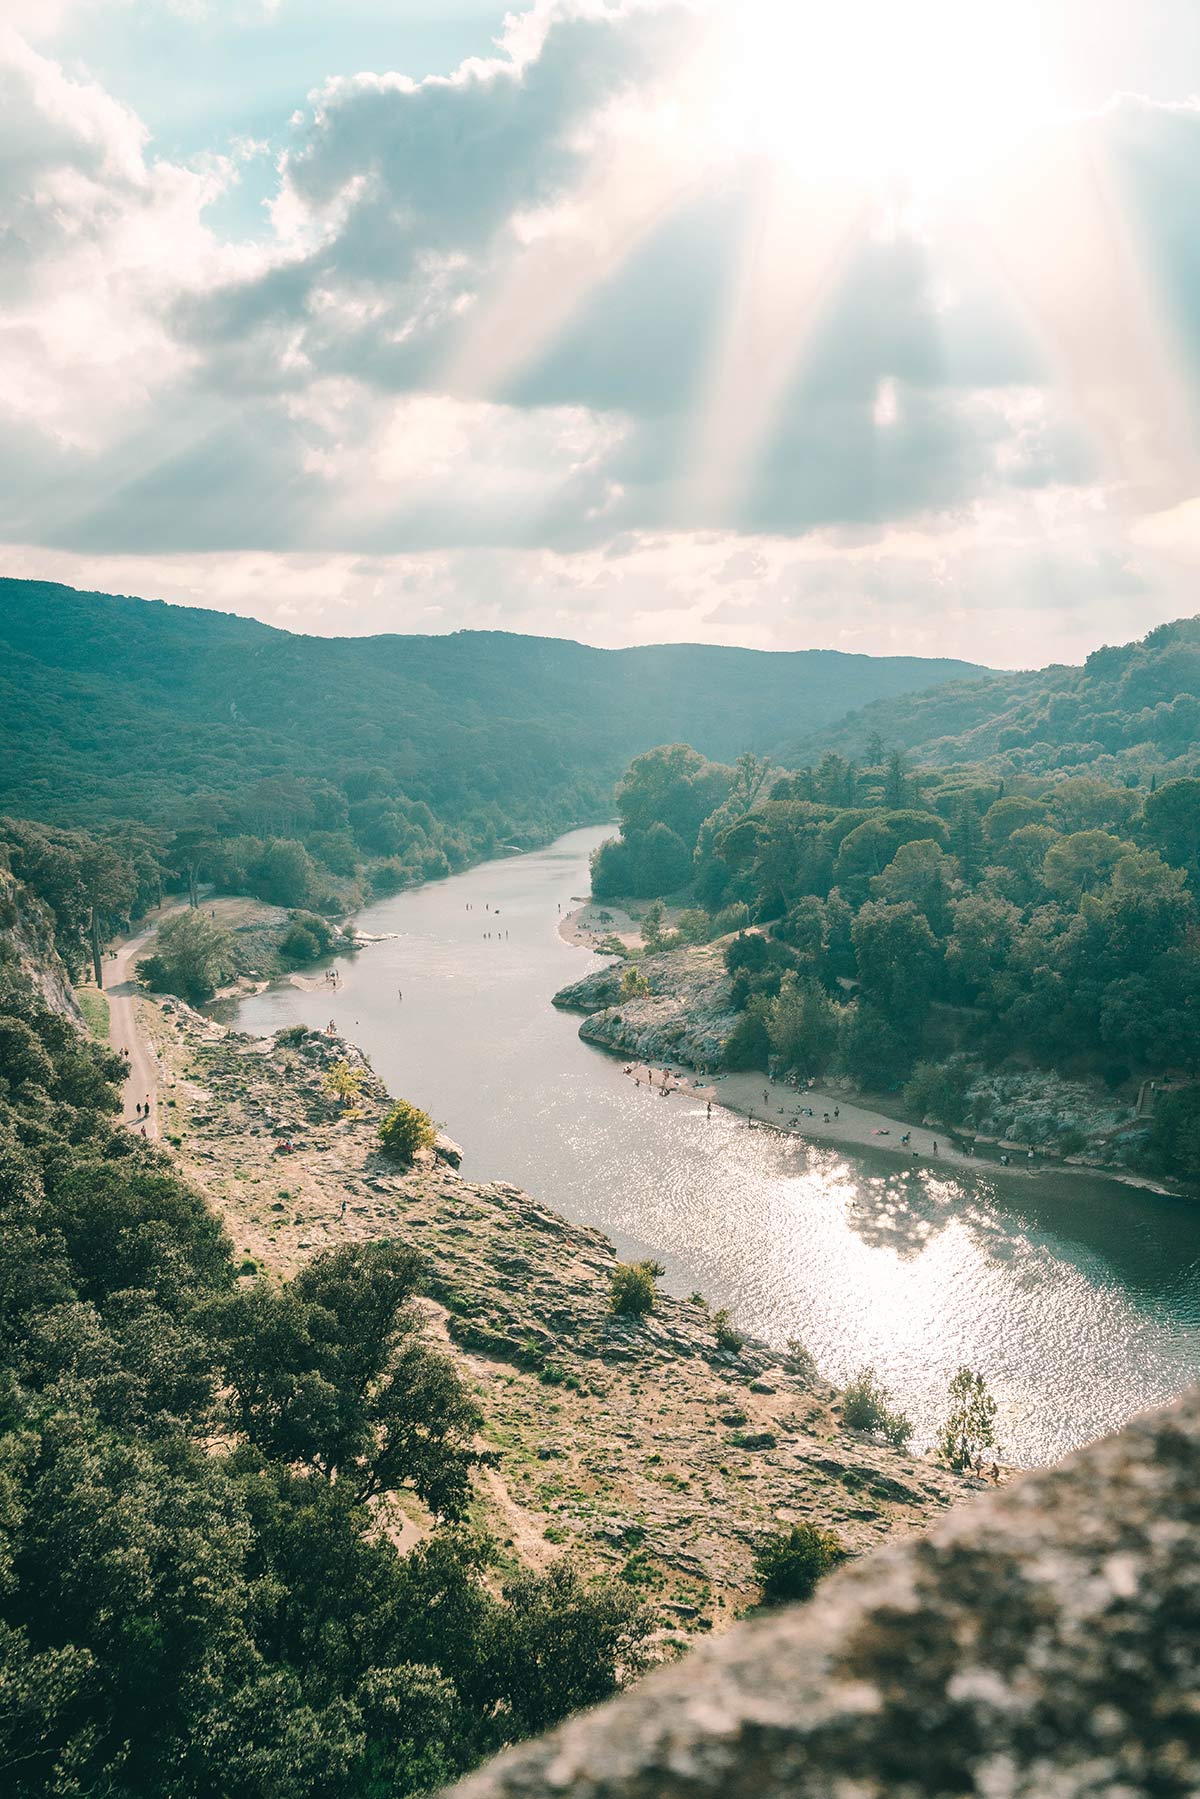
[443, 1386, 1200, 1799]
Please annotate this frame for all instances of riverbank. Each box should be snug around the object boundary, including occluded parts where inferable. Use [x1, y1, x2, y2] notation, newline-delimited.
[133, 983, 981, 1631]
[552, 943, 1181, 1198]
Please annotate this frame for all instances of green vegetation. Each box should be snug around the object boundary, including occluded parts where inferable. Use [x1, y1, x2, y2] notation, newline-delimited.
[609, 1261, 661, 1317]
[76, 986, 110, 1039]
[841, 1368, 913, 1450]
[620, 963, 651, 999]
[712, 1308, 744, 1354]
[937, 1368, 999, 1470]
[138, 908, 235, 1004]
[0, 921, 649, 1798]
[787, 614, 1200, 779]
[0, 578, 984, 922]
[753, 1522, 846, 1605]
[324, 1058, 366, 1107]
[591, 621, 1200, 1172]
[379, 1099, 437, 1163]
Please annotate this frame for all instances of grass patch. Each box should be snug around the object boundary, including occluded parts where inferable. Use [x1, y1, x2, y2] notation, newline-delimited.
[76, 988, 110, 1041]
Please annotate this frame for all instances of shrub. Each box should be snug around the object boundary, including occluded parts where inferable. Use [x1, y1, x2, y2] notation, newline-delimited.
[620, 964, 650, 999]
[712, 1308, 744, 1353]
[754, 1521, 845, 1605]
[378, 1098, 436, 1163]
[784, 1336, 819, 1384]
[324, 1058, 365, 1107]
[842, 1366, 913, 1449]
[936, 1367, 998, 1469]
[609, 1261, 659, 1317]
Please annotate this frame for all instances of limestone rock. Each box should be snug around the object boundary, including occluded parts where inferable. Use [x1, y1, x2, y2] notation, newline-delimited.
[442, 1385, 1200, 1799]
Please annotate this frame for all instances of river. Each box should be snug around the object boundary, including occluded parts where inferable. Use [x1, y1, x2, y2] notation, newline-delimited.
[233, 824, 1200, 1467]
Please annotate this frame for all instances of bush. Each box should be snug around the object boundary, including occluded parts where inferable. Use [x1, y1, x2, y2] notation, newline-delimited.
[842, 1367, 913, 1449]
[378, 1099, 437, 1163]
[712, 1308, 743, 1353]
[620, 964, 650, 999]
[936, 1367, 998, 1469]
[784, 1337, 819, 1384]
[902, 1058, 972, 1125]
[279, 910, 335, 965]
[754, 1521, 845, 1605]
[609, 1261, 659, 1317]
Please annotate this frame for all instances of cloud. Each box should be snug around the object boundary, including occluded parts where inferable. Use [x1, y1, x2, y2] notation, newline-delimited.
[2, 3, 1200, 661]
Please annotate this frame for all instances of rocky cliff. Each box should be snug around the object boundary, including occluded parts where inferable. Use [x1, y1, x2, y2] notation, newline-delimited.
[0, 865, 81, 1020]
[444, 1381, 1200, 1799]
[553, 943, 738, 1069]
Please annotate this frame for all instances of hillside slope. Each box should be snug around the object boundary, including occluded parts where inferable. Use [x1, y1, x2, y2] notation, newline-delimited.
[786, 616, 1200, 776]
[0, 578, 987, 838]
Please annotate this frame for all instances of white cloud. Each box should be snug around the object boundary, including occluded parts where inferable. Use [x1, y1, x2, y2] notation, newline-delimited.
[2, 3, 1200, 660]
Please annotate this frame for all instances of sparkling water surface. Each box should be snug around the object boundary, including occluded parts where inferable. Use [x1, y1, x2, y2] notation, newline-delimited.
[233, 825, 1200, 1465]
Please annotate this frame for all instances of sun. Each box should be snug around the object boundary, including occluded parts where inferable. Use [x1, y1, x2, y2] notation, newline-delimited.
[703, 0, 1057, 201]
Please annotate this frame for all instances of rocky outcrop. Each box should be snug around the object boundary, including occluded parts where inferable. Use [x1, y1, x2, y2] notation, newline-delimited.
[0, 866, 81, 1021]
[443, 1383, 1200, 1799]
[554, 943, 737, 1070]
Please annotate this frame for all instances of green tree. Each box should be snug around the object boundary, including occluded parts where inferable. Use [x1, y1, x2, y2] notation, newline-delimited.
[870, 838, 959, 934]
[640, 899, 667, 950]
[1143, 777, 1200, 876]
[754, 1521, 845, 1605]
[841, 1367, 912, 1448]
[379, 1100, 436, 1163]
[936, 1367, 998, 1469]
[138, 908, 234, 1004]
[768, 973, 838, 1074]
[851, 900, 940, 1025]
[620, 964, 650, 999]
[324, 1058, 365, 1107]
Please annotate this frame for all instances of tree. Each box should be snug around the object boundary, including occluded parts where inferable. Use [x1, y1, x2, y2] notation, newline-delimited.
[936, 1367, 998, 1469]
[640, 899, 667, 950]
[620, 964, 650, 999]
[1041, 830, 1128, 902]
[870, 838, 959, 934]
[212, 1241, 481, 1514]
[324, 1059, 365, 1107]
[883, 750, 913, 809]
[251, 838, 318, 908]
[851, 900, 940, 1025]
[379, 1100, 436, 1163]
[138, 909, 234, 1004]
[493, 1560, 652, 1738]
[768, 974, 838, 1075]
[754, 1521, 845, 1605]
[1144, 777, 1200, 876]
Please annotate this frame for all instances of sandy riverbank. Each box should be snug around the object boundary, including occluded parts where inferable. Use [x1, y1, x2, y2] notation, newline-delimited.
[558, 898, 642, 951]
[612, 1056, 1002, 1173]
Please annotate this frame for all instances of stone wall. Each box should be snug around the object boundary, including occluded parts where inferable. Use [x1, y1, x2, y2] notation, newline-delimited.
[443, 1385, 1200, 1799]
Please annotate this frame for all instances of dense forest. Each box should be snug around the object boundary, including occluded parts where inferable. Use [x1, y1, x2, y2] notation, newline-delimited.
[0, 884, 648, 1798]
[786, 616, 1200, 780]
[590, 616, 1200, 1179]
[0, 578, 984, 914]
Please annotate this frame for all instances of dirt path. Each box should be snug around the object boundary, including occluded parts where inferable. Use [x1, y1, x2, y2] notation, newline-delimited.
[105, 905, 184, 1138]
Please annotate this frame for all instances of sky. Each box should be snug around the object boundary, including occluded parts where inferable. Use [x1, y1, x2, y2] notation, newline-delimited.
[5, 1, 1200, 666]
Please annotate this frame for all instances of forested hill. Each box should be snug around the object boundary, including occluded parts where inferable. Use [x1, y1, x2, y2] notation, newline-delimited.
[0, 577, 984, 840]
[785, 616, 1200, 780]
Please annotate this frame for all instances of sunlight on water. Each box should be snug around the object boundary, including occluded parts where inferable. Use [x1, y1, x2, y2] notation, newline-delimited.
[234, 827, 1200, 1467]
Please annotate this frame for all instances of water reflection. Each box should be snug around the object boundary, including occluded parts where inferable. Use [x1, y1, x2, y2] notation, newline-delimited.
[233, 826, 1200, 1466]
